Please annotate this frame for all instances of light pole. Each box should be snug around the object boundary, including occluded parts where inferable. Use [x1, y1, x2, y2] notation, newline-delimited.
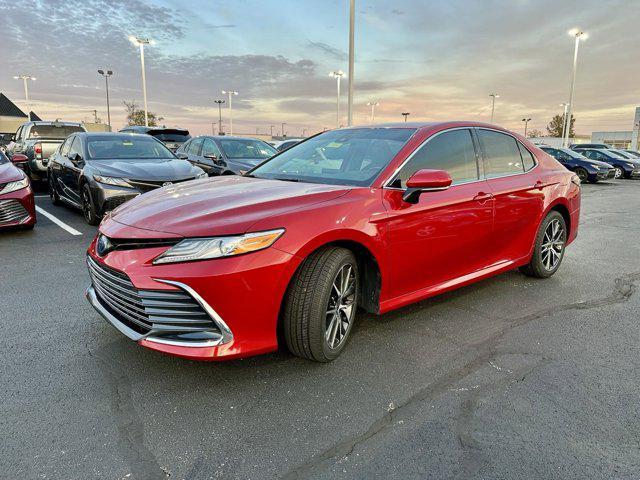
[347, 0, 355, 126]
[214, 99, 225, 134]
[97, 70, 113, 130]
[489, 93, 500, 123]
[281, 123, 287, 139]
[329, 70, 344, 127]
[302, 128, 308, 137]
[13, 74, 36, 104]
[402, 112, 410, 122]
[222, 90, 238, 135]
[563, 28, 587, 147]
[559, 102, 570, 141]
[270, 125, 275, 137]
[128, 36, 153, 127]
[366, 101, 380, 122]
[522, 118, 532, 137]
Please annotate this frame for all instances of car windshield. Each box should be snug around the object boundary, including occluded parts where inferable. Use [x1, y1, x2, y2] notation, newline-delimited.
[28, 124, 85, 139]
[150, 133, 190, 142]
[86, 136, 175, 160]
[219, 139, 277, 159]
[606, 150, 627, 159]
[250, 128, 416, 186]
[559, 148, 585, 159]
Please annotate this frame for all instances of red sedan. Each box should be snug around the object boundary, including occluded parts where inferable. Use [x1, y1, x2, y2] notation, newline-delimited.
[0, 152, 36, 230]
[86, 122, 580, 362]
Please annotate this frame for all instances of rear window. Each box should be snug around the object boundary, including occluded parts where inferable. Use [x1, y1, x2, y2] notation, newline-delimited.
[150, 133, 190, 142]
[28, 125, 85, 139]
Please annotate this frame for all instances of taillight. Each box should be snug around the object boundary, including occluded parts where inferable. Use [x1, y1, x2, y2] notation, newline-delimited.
[34, 144, 42, 159]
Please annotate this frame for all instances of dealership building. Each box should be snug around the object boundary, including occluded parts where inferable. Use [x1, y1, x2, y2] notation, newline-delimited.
[590, 106, 640, 149]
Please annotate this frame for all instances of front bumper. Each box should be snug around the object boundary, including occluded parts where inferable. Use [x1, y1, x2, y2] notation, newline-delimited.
[85, 232, 297, 360]
[0, 184, 36, 229]
[92, 184, 140, 215]
[595, 168, 615, 180]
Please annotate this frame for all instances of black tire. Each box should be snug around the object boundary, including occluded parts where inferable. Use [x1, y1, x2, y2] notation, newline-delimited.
[519, 211, 567, 279]
[283, 247, 359, 362]
[48, 174, 62, 205]
[614, 166, 624, 179]
[574, 167, 589, 183]
[81, 183, 100, 226]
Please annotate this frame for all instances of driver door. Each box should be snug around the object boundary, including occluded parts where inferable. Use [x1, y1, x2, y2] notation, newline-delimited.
[382, 128, 495, 300]
[60, 136, 83, 204]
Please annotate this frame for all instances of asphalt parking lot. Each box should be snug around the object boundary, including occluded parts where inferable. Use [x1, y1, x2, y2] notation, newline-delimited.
[2, 180, 640, 480]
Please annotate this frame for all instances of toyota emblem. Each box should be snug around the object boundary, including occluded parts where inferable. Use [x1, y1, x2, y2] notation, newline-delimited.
[96, 234, 113, 257]
[162, 181, 173, 187]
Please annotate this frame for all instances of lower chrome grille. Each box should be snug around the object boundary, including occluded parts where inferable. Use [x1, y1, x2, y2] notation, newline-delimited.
[87, 256, 220, 339]
[0, 199, 29, 226]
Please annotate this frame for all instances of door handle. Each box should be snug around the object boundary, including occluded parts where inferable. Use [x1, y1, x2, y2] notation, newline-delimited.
[473, 192, 493, 202]
[533, 180, 545, 189]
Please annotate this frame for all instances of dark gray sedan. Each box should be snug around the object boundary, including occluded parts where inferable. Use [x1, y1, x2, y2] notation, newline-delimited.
[176, 136, 277, 175]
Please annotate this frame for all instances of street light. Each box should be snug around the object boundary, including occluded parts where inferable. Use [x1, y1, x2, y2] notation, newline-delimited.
[522, 118, 532, 137]
[214, 99, 225, 134]
[221, 90, 238, 135]
[489, 93, 500, 123]
[97, 70, 113, 130]
[559, 102, 570, 141]
[401, 112, 410, 122]
[13, 75, 36, 103]
[270, 125, 275, 137]
[347, 0, 355, 126]
[563, 28, 588, 147]
[367, 101, 380, 122]
[329, 70, 344, 127]
[281, 123, 287, 139]
[128, 36, 153, 127]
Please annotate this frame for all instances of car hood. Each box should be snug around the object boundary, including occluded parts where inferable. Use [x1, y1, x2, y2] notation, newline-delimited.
[106, 175, 351, 237]
[0, 162, 23, 183]
[227, 157, 268, 170]
[90, 158, 201, 181]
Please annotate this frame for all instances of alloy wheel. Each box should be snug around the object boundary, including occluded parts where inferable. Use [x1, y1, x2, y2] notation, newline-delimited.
[614, 167, 623, 179]
[325, 263, 356, 349]
[576, 169, 588, 182]
[541, 218, 565, 271]
[82, 188, 92, 222]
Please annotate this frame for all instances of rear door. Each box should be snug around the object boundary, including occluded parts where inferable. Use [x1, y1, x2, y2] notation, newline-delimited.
[382, 128, 495, 299]
[477, 128, 545, 264]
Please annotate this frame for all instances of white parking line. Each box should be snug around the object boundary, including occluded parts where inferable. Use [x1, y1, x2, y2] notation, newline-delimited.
[35, 206, 83, 236]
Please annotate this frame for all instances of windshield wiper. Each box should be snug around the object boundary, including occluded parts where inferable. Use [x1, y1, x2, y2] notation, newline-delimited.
[273, 177, 299, 182]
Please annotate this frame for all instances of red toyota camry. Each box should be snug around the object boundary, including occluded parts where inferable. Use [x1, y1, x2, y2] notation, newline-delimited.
[0, 152, 36, 230]
[86, 122, 580, 362]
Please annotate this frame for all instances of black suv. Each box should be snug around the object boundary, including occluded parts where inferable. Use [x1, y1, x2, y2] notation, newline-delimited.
[119, 126, 191, 152]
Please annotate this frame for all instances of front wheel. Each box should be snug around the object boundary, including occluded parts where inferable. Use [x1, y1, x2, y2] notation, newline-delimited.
[614, 167, 624, 179]
[81, 184, 100, 226]
[49, 174, 62, 205]
[575, 167, 589, 184]
[520, 211, 567, 278]
[283, 247, 359, 362]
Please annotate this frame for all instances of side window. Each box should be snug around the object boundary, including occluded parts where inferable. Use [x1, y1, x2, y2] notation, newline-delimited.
[201, 139, 222, 157]
[188, 138, 203, 155]
[177, 140, 189, 153]
[478, 129, 524, 178]
[59, 137, 70, 156]
[14, 126, 22, 141]
[518, 142, 536, 171]
[67, 137, 82, 158]
[392, 129, 478, 188]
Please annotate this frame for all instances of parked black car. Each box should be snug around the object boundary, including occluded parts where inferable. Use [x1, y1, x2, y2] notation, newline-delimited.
[573, 147, 640, 179]
[569, 143, 611, 150]
[540, 146, 615, 183]
[176, 136, 277, 175]
[119, 126, 191, 152]
[6, 121, 86, 181]
[47, 133, 205, 225]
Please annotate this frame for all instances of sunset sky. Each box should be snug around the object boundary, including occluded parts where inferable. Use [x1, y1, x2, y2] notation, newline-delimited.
[1, 0, 639, 137]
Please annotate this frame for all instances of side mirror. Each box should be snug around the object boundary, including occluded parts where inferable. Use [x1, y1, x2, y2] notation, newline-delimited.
[176, 153, 188, 160]
[402, 169, 452, 204]
[10, 153, 29, 165]
[204, 153, 218, 161]
[69, 152, 83, 164]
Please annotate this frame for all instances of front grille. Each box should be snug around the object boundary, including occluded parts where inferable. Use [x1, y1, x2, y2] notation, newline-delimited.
[127, 177, 194, 193]
[0, 199, 29, 226]
[87, 256, 220, 338]
[102, 236, 180, 252]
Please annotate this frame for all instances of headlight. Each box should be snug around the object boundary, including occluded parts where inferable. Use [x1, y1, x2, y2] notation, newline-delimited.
[627, 163, 636, 168]
[589, 164, 600, 170]
[0, 175, 29, 194]
[93, 175, 133, 188]
[153, 229, 285, 264]
[196, 171, 207, 179]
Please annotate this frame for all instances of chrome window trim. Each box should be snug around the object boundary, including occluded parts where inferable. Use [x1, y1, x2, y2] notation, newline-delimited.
[382, 127, 482, 189]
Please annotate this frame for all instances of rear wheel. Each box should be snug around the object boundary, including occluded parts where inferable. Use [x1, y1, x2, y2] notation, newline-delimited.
[614, 166, 624, 179]
[520, 211, 567, 279]
[81, 184, 100, 226]
[283, 247, 359, 362]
